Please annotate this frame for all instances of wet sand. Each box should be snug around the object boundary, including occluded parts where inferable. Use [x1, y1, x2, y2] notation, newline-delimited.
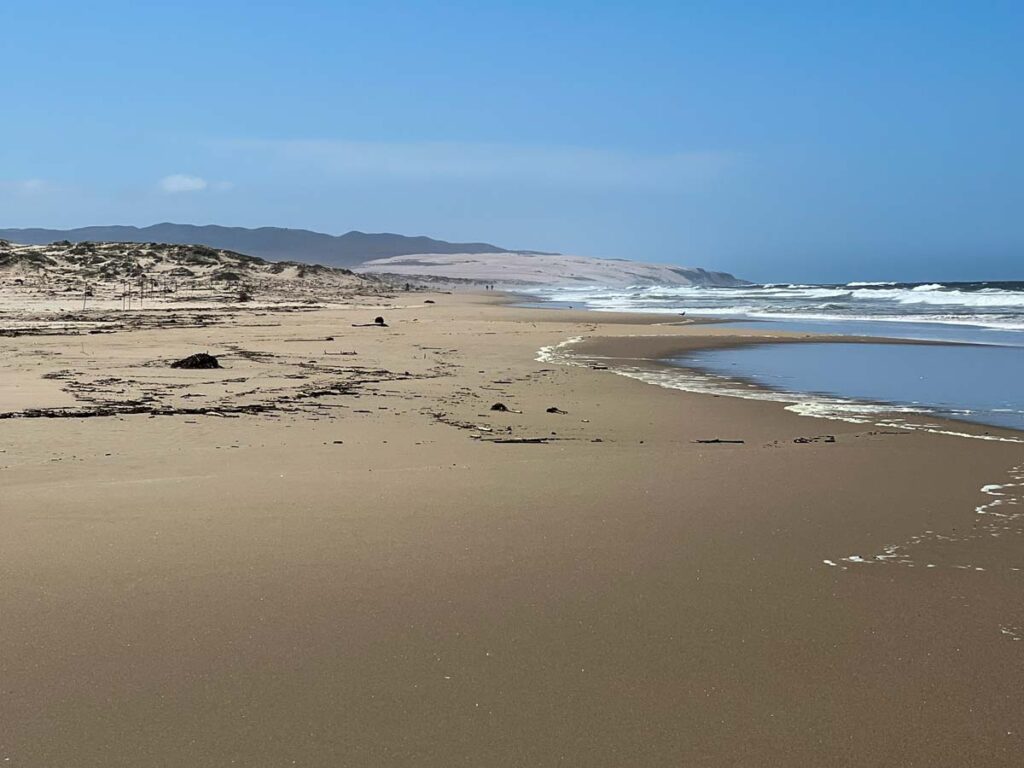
[2, 292, 1023, 766]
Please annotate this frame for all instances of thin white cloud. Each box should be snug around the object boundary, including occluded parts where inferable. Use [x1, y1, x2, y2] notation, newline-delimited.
[215, 139, 740, 190]
[0, 178, 59, 195]
[159, 174, 209, 193]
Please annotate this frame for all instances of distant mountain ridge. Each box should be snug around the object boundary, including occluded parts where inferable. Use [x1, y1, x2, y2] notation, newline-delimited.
[0, 223, 550, 268]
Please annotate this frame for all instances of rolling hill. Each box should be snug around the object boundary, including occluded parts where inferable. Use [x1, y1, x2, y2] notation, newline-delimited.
[0, 223, 540, 268]
[0, 239, 377, 299]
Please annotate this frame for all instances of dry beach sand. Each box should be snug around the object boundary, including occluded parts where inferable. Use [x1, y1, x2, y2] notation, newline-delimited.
[2, 291, 1023, 766]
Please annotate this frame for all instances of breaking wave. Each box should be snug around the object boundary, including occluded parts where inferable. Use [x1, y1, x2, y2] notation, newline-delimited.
[528, 281, 1024, 331]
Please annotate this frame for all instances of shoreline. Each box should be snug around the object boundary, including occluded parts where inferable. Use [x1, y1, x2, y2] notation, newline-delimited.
[3, 292, 1023, 766]
[514, 287, 1024, 438]
[558, 330, 1024, 441]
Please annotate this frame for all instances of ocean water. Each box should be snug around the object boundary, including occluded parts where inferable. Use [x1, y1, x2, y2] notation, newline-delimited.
[530, 281, 1024, 433]
[530, 281, 1024, 331]
[675, 342, 1024, 432]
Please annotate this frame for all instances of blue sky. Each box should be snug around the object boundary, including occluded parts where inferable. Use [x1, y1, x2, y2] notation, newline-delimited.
[1, 1, 1021, 282]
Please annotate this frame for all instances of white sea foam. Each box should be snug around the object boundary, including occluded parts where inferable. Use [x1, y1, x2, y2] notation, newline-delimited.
[873, 421, 1024, 443]
[826, 463, 1024, 574]
[849, 286, 1024, 308]
[530, 281, 1024, 331]
[535, 336, 584, 365]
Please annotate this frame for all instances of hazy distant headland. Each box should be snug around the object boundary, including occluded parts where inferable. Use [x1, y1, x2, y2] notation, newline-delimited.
[0, 223, 748, 288]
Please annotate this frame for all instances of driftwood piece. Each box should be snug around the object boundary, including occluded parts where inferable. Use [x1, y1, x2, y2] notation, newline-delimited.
[487, 437, 549, 444]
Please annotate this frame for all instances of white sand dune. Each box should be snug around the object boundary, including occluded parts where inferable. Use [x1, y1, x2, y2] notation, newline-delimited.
[355, 251, 747, 287]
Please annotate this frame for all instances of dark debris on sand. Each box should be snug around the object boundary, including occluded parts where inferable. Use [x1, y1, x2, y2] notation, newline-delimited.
[170, 352, 221, 370]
